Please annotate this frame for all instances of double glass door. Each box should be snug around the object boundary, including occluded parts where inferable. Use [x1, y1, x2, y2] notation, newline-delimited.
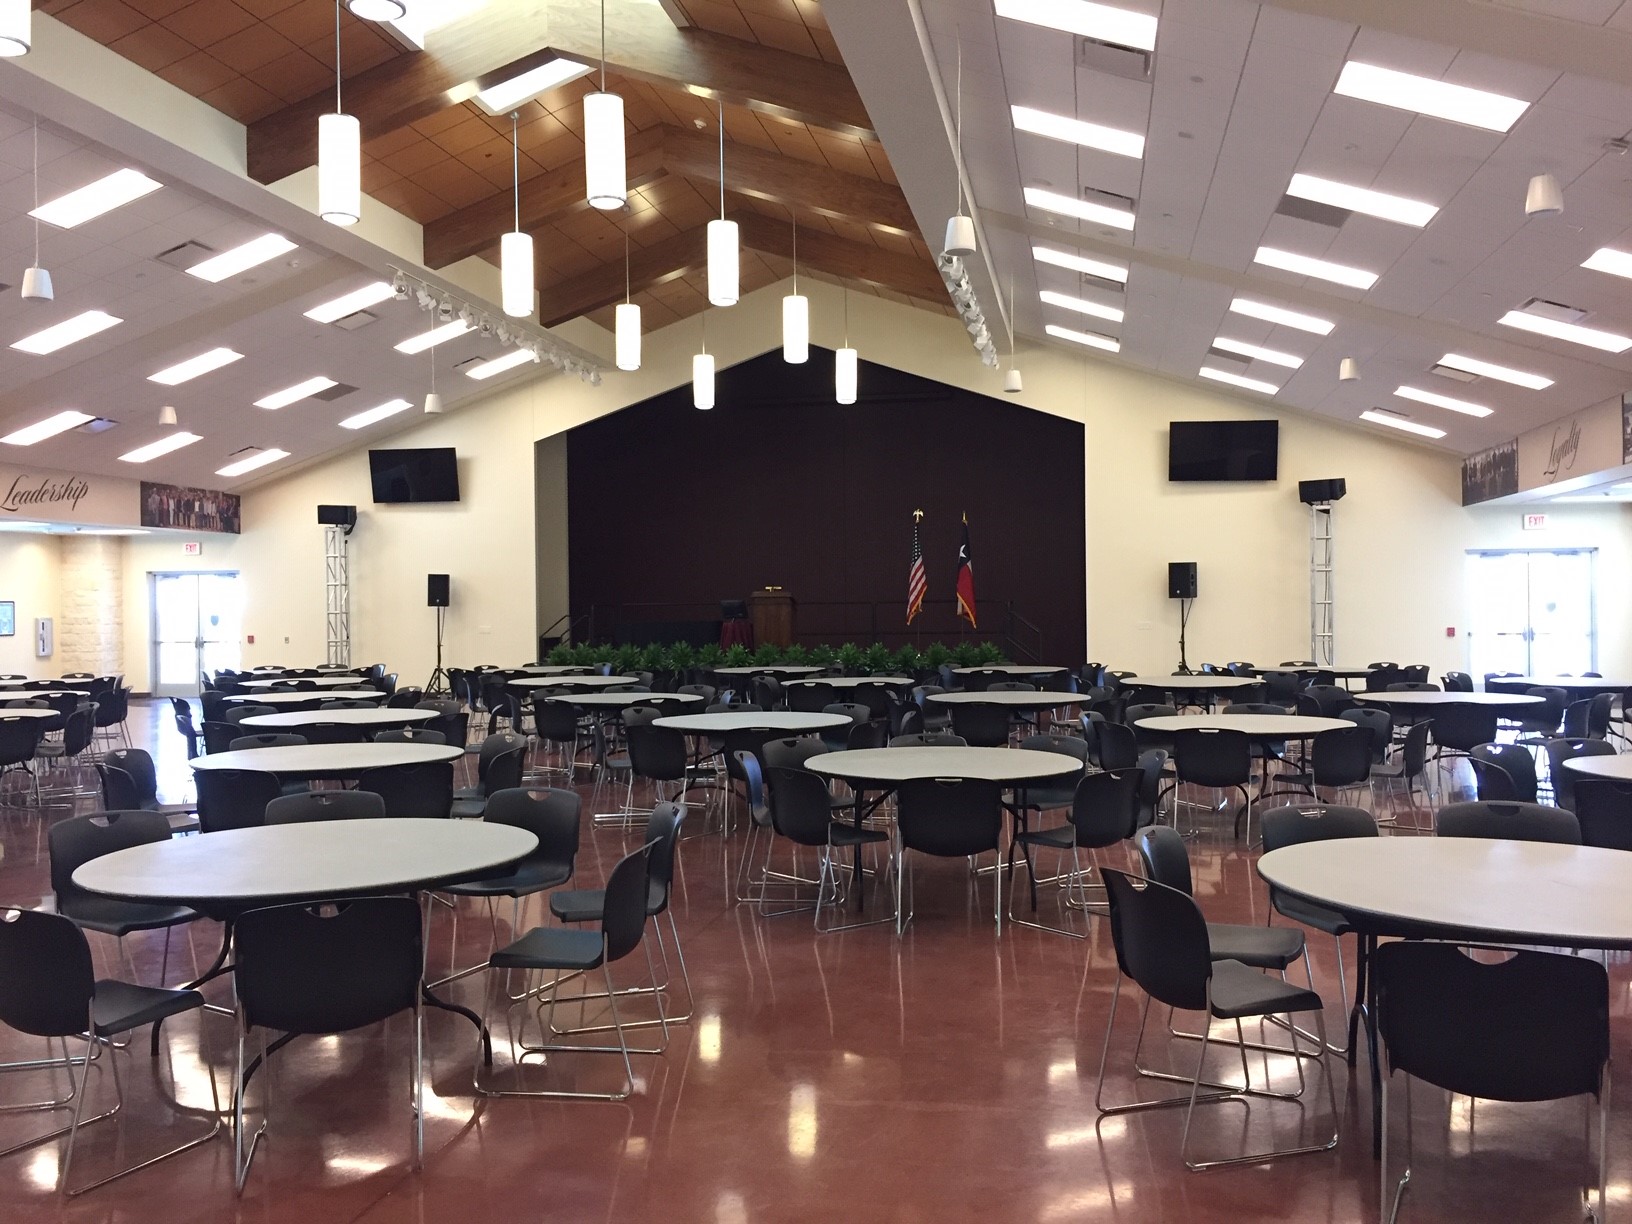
[151, 572, 242, 697]
[1466, 549, 1596, 679]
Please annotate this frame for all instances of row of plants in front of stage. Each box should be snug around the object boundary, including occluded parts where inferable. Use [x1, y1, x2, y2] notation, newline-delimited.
[543, 639, 1010, 675]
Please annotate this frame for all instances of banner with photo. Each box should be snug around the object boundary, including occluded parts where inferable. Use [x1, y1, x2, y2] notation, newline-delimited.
[140, 482, 242, 534]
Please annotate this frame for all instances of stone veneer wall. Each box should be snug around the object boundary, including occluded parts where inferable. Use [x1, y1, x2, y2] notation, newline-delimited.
[56, 535, 124, 677]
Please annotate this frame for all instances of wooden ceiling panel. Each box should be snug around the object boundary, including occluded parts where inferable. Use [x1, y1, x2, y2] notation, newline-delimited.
[678, 0, 839, 64]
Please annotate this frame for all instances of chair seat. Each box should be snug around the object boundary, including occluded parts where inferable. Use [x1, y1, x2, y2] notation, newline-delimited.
[444, 859, 571, 898]
[550, 880, 664, 924]
[166, 812, 201, 835]
[449, 798, 487, 819]
[830, 822, 889, 849]
[490, 925, 604, 972]
[1204, 921, 1304, 971]
[61, 896, 199, 938]
[91, 980, 204, 1037]
[452, 785, 482, 801]
[1207, 958, 1323, 1020]
[1015, 823, 1077, 850]
[1018, 787, 1076, 811]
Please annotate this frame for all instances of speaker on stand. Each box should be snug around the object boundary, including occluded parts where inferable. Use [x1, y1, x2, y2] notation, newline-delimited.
[1169, 562, 1197, 673]
[426, 574, 451, 695]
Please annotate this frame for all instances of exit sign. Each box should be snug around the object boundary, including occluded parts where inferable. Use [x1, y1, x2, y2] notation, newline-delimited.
[1522, 513, 1549, 531]
[182, 541, 202, 556]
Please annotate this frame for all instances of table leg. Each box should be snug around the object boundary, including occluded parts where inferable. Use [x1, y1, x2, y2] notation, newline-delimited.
[425, 986, 493, 1065]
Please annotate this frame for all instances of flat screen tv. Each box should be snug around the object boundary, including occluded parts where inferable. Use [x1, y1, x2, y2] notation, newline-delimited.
[1168, 420, 1279, 482]
[369, 447, 460, 503]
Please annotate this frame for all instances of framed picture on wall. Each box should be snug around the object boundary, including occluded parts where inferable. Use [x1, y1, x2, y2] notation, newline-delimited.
[0, 602, 13, 637]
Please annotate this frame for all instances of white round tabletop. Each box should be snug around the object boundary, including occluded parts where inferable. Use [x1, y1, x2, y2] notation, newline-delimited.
[515, 664, 599, 675]
[239, 675, 366, 690]
[223, 690, 385, 706]
[0, 708, 58, 720]
[807, 746, 1081, 786]
[0, 679, 94, 691]
[782, 676, 914, 690]
[953, 665, 1070, 677]
[712, 665, 827, 677]
[1354, 691, 1543, 707]
[1258, 838, 1632, 948]
[508, 675, 638, 690]
[544, 691, 706, 709]
[2, 690, 84, 702]
[1123, 675, 1260, 690]
[1251, 665, 1376, 677]
[190, 742, 463, 779]
[928, 690, 1085, 709]
[72, 819, 536, 908]
[240, 708, 438, 730]
[1561, 754, 1632, 782]
[1135, 713, 1352, 738]
[1486, 676, 1628, 696]
[654, 711, 852, 735]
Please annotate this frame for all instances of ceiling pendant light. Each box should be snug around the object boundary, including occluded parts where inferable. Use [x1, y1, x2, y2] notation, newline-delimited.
[424, 337, 443, 414]
[943, 38, 975, 257]
[345, 0, 406, 19]
[1339, 357, 1360, 382]
[706, 99, 738, 307]
[783, 212, 809, 363]
[583, 0, 626, 209]
[501, 111, 535, 318]
[0, 0, 30, 56]
[693, 315, 715, 410]
[1003, 276, 1022, 393]
[836, 285, 858, 405]
[1525, 172, 1563, 218]
[158, 405, 178, 426]
[615, 231, 641, 371]
[318, 1, 361, 226]
[21, 118, 51, 301]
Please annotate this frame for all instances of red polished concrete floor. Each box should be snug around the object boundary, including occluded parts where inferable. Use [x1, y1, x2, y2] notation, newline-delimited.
[0, 701, 1625, 1222]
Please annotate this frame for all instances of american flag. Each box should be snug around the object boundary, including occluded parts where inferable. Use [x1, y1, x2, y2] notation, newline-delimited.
[907, 510, 927, 624]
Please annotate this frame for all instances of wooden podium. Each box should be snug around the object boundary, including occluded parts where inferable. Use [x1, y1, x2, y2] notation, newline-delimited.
[747, 588, 795, 648]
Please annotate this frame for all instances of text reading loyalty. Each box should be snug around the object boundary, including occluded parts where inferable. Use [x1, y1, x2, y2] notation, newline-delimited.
[1, 474, 90, 513]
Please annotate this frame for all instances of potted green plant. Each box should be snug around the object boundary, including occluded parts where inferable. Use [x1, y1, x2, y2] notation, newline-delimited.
[835, 642, 864, 675]
[808, 643, 835, 668]
[669, 641, 697, 675]
[589, 643, 616, 671]
[923, 641, 951, 671]
[892, 645, 923, 676]
[863, 642, 892, 674]
[697, 643, 723, 669]
[782, 642, 809, 665]
[723, 644, 750, 668]
[752, 641, 783, 665]
[977, 641, 1006, 665]
[546, 642, 573, 664]
[951, 641, 980, 667]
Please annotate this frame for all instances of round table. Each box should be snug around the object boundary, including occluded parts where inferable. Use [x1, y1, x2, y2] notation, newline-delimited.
[1486, 676, 1628, 698]
[713, 665, 826, 679]
[653, 711, 851, 735]
[928, 690, 1084, 709]
[1134, 713, 1351, 739]
[0, 708, 58, 721]
[953, 665, 1070, 678]
[1354, 691, 1543, 709]
[239, 708, 437, 732]
[190, 742, 462, 780]
[1562, 754, 1632, 782]
[223, 690, 385, 706]
[782, 676, 915, 691]
[1123, 675, 1261, 692]
[507, 675, 638, 691]
[0, 679, 94, 692]
[514, 664, 599, 676]
[238, 676, 369, 690]
[1, 690, 87, 702]
[807, 746, 1081, 787]
[1249, 665, 1377, 678]
[544, 691, 705, 710]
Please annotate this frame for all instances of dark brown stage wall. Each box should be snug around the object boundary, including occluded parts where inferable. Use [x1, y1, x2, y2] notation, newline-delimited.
[564, 348, 1086, 663]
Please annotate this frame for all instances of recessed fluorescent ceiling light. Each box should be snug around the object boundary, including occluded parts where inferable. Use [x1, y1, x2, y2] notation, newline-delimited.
[1582, 247, 1632, 280]
[10, 310, 123, 355]
[395, 321, 472, 354]
[1393, 385, 1492, 417]
[1045, 324, 1120, 352]
[1199, 367, 1279, 394]
[1254, 246, 1378, 290]
[1032, 245, 1128, 283]
[474, 58, 594, 114]
[304, 282, 395, 323]
[1436, 353, 1552, 390]
[1040, 289, 1124, 323]
[340, 398, 413, 430]
[1228, 297, 1334, 335]
[1285, 173, 1437, 227]
[254, 377, 338, 410]
[119, 432, 202, 463]
[1360, 409, 1445, 439]
[186, 234, 298, 282]
[1211, 337, 1303, 369]
[1023, 187, 1134, 229]
[1, 410, 96, 446]
[1011, 106, 1144, 159]
[994, 0, 1157, 51]
[1333, 61, 1528, 133]
[29, 168, 162, 228]
[148, 347, 244, 385]
[1499, 309, 1632, 353]
[465, 348, 536, 379]
[216, 449, 290, 477]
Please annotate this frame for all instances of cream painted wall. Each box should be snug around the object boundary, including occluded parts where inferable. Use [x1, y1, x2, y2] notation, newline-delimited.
[0, 536, 57, 676]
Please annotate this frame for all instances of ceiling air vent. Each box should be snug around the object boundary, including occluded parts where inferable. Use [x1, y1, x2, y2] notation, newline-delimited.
[1367, 406, 1412, 422]
[1084, 186, 1137, 212]
[1430, 363, 1479, 383]
[1203, 348, 1252, 373]
[311, 382, 358, 401]
[331, 310, 379, 332]
[1275, 195, 1350, 229]
[154, 240, 215, 270]
[1075, 35, 1152, 82]
[1518, 297, 1589, 324]
[452, 356, 487, 375]
[75, 418, 118, 434]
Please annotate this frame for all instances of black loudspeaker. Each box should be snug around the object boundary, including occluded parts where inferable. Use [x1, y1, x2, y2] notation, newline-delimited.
[1298, 478, 1348, 505]
[1168, 562, 1198, 600]
[427, 574, 450, 608]
[316, 504, 357, 530]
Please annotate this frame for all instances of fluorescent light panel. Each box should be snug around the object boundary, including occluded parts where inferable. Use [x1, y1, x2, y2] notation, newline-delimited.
[1360, 410, 1445, 439]
[1334, 61, 1528, 133]
[1045, 324, 1120, 352]
[1499, 309, 1632, 354]
[465, 349, 535, 380]
[995, 0, 1157, 51]
[1023, 186, 1135, 229]
[1, 410, 95, 446]
[1393, 385, 1492, 417]
[254, 377, 338, 410]
[1040, 289, 1124, 323]
[1211, 337, 1303, 369]
[1011, 106, 1144, 159]
[1436, 353, 1552, 390]
[29, 168, 161, 228]
[1285, 172, 1437, 227]
[1228, 297, 1334, 335]
[1582, 247, 1632, 280]
[304, 282, 394, 323]
[148, 347, 243, 385]
[216, 449, 290, 477]
[1254, 246, 1378, 289]
[474, 58, 593, 113]
[395, 321, 471, 354]
[119, 432, 201, 463]
[186, 234, 298, 283]
[10, 310, 123, 355]
[1199, 367, 1279, 395]
[1032, 245, 1127, 283]
[340, 399, 413, 430]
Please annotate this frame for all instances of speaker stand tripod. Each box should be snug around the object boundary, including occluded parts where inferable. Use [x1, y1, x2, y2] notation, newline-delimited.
[1175, 597, 1193, 674]
[426, 605, 450, 696]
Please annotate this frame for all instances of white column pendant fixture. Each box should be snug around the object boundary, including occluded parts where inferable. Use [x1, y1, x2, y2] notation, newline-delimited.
[501, 112, 535, 318]
[1002, 276, 1022, 392]
[943, 38, 975, 257]
[1525, 173, 1563, 218]
[583, 0, 626, 209]
[424, 337, 443, 414]
[1339, 357, 1359, 382]
[615, 232, 641, 371]
[706, 99, 738, 307]
[346, 0, 406, 19]
[783, 212, 809, 363]
[318, 2, 361, 226]
[21, 118, 50, 301]
[693, 316, 715, 410]
[158, 405, 179, 426]
[0, 0, 30, 56]
[835, 284, 858, 405]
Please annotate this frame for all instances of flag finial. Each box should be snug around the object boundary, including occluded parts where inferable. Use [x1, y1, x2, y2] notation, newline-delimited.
[913, 509, 923, 522]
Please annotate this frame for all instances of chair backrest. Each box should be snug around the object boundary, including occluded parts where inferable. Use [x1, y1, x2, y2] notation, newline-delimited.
[385, 688, 425, 708]
[1018, 733, 1090, 770]
[641, 801, 686, 916]
[733, 751, 771, 826]
[374, 727, 448, 745]
[1572, 780, 1632, 851]
[786, 682, 837, 712]
[1388, 682, 1440, 693]
[1259, 803, 1378, 852]
[1436, 800, 1581, 845]
[357, 762, 456, 819]
[1304, 684, 1356, 716]
[1544, 737, 1617, 810]
[824, 702, 871, 727]
[1442, 671, 1474, 692]
[0, 908, 95, 1038]
[625, 723, 688, 783]
[96, 762, 143, 811]
[761, 735, 828, 771]
[235, 897, 423, 1034]
[223, 704, 276, 726]
[49, 810, 174, 907]
[1311, 725, 1374, 788]
[104, 748, 159, 804]
[229, 733, 308, 752]
[532, 697, 582, 740]
[1468, 741, 1539, 802]
[485, 787, 581, 872]
[1097, 720, 1139, 771]
[195, 769, 283, 833]
[1521, 687, 1568, 731]
[201, 720, 240, 755]
[766, 766, 839, 847]
[1100, 869, 1212, 1013]
[1068, 768, 1142, 848]
[845, 720, 888, 750]
[265, 789, 387, 824]
[1561, 699, 1594, 739]
[1134, 749, 1168, 826]
[949, 702, 1013, 748]
[1339, 707, 1392, 763]
[895, 778, 1003, 857]
[1170, 727, 1251, 787]
[1133, 824, 1194, 894]
[1430, 703, 1500, 752]
[1374, 941, 1607, 1102]
[1260, 670, 1303, 701]
[600, 843, 656, 963]
[481, 746, 526, 795]
[1587, 692, 1615, 740]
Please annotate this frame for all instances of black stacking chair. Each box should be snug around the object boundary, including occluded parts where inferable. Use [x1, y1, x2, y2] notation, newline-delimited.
[893, 778, 1005, 934]
[1467, 741, 1539, 802]
[358, 762, 455, 819]
[1167, 727, 1255, 838]
[889, 732, 967, 747]
[786, 681, 837, 713]
[1542, 737, 1616, 810]
[1426, 703, 1500, 781]
[1436, 800, 1580, 844]
[453, 736, 527, 818]
[373, 727, 447, 745]
[1096, 720, 1139, 771]
[193, 769, 282, 833]
[1010, 768, 1140, 936]
[264, 790, 385, 824]
[1572, 779, 1632, 851]
[227, 733, 307, 752]
[950, 702, 1013, 747]
[758, 767, 891, 931]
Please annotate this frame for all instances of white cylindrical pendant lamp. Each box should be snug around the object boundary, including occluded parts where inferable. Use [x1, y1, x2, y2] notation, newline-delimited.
[423, 392, 444, 415]
[615, 302, 642, 371]
[693, 352, 716, 409]
[1525, 173, 1563, 218]
[318, 112, 361, 226]
[707, 218, 739, 307]
[20, 266, 52, 301]
[583, 91, 627, 210]
[501, 230, 534, 318]
[1003, 368, 1023, 393]
[1339, 357, 1359, 382]
[944, 213, 976, 256]
[782, 294, 809, 363]
[0, 0, 30, 56]
[835, 347, 858, 405]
